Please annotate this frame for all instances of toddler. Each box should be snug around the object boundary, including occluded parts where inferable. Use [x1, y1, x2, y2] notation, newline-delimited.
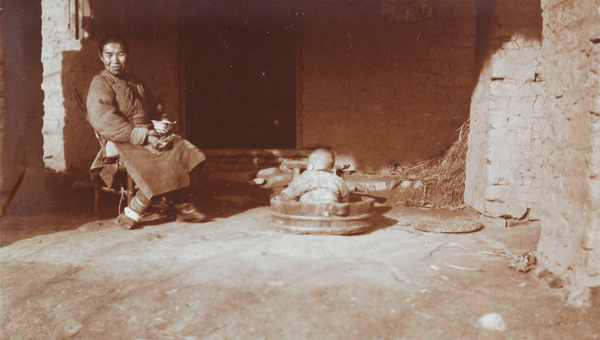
[278, 149, 349, 203]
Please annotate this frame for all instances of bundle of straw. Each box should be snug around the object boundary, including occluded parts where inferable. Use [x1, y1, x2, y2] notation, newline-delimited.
[399, 120, 470, 209]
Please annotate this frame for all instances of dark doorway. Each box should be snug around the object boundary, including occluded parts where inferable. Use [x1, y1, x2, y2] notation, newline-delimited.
[181, 0, 298, 149]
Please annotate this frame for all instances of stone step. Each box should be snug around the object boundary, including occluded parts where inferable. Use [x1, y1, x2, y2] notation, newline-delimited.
[207, 171, 421, 192]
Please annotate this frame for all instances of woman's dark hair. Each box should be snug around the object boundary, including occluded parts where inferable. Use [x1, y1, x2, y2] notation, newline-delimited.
[98, 34, 129, 54]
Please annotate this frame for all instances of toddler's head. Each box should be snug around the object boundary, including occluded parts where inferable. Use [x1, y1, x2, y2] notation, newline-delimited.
[307, 149, 336, 172]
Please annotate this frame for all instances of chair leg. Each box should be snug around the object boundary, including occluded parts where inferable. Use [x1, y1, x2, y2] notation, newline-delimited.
[94, 184, 101, 218]
[126, 173, 135, 206]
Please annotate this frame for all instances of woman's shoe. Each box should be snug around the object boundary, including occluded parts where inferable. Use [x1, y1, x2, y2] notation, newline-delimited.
[116, 213, 138, 230]
[174, 203, 206, 223]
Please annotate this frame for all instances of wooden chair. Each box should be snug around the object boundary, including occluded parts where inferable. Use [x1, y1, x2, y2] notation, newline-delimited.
[73, 89, 136, 217]
[92, 153, 136, 218]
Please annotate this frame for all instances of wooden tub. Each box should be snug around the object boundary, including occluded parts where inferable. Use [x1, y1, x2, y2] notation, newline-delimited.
[270, 196, 375, 235]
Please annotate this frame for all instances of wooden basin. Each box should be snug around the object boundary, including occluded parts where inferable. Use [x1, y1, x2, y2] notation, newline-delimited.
[270, 196, 375, 235]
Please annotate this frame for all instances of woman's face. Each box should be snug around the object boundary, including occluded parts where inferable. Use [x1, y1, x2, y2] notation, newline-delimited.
[99, 42, 127, 76]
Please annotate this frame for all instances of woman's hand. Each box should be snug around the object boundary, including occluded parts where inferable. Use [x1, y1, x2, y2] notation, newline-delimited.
[148, 135, 167, 150]
[148, 135, 174, 151]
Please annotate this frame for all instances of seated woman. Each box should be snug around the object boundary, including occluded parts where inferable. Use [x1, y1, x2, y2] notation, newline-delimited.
[87, 34, 206, 229]
[277, 149, 350, 203]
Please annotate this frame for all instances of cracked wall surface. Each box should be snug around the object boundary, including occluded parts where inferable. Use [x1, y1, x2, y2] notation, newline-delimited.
[301, 0, 476, 173]
[465, 0, 543, 219]
[537, 0, 600, 287]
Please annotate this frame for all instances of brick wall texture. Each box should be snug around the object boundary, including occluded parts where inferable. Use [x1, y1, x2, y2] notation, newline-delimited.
[301, 0, 476, 172]
[465, 0, 543, 219]
[537, 0, 600, 286]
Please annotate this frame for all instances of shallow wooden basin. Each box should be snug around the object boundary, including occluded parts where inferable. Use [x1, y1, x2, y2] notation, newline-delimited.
[270, 196, 375, 235]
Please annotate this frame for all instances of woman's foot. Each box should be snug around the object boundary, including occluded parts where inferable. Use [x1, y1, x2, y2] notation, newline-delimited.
[174, 203, 207, 223]
[116, 207, 141, 230]
[117, 213, 138, 229]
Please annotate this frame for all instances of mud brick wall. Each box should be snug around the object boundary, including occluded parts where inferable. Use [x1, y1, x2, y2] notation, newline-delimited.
[0, 13, 7, 193]
[300, 0, 476, 173]
[41, 0, 90, 172]
[537, 0, 600, 286]
[41, 0, 180, 173]
[0, 1, 45, 210]
[465, 0, 543, 219]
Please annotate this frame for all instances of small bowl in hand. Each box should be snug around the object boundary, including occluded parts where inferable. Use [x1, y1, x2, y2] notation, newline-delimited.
[151, 119, 177, 136]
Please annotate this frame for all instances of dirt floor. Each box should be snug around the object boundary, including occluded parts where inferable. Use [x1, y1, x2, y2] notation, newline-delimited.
[1, 181, 599, 339]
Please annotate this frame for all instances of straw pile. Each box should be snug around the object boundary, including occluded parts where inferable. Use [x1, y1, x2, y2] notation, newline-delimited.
[395, 120, 470, 209]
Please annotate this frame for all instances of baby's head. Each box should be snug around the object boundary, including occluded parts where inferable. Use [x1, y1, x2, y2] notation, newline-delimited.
[307, 149, 336, 172]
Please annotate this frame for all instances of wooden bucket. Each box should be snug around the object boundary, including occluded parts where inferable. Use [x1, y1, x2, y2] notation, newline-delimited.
[270, 196, 375, 235]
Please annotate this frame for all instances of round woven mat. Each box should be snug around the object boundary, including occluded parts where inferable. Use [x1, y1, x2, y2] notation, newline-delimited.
[411, 216, 483, 233]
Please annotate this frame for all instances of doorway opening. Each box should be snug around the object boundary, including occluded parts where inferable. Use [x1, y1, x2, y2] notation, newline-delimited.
[180, 0, 298, 149]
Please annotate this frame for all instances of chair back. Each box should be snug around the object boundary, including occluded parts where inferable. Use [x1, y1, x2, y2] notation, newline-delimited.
[72, 89, 119, 161]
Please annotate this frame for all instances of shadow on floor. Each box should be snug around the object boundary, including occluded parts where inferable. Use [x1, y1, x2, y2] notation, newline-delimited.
[0, 178, 277, 246]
